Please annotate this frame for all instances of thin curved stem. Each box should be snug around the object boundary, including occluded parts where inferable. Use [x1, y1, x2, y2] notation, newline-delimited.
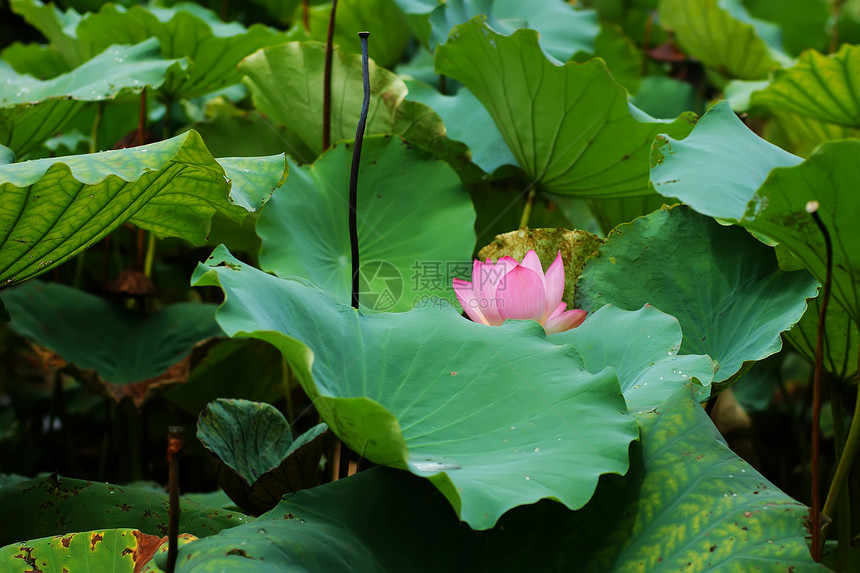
[807, 201, 832, 562]
[348, 32, 370, 310]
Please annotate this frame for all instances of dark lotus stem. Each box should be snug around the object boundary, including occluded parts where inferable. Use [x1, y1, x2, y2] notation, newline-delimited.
[165, 425, 185, 573]
[349, 32, 370, 310]
[806, 200, 831, 562]
[322, 0, 338, 151]
[302, 0, 310, 31]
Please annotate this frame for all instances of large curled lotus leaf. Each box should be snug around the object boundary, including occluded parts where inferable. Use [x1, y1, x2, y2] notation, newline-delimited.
[0, 475, 251, 547]
[197, 398, 328, 515]
[0, 529, 193, 573]
[552, 305, 715, 411]
[239, 42, 479, 181]
[256, 136, 476, 313]
[146, 388, 822, 572]
[305, 0, 411, 69]
[658, 0, 786, 80]
[0, 38, 186, 158]
[192, 245, 639, 530]
[576, 205, 820, 387]
[402, 79, 517, 176]
[435, 17, 697, 198]
[751, 44, 860, 128]
[785, 296, 858, 383]
[476, 227, 603, 308]
[1, 281, 221, 385]
[651, 101, 860, 324]
[74, 2, 287, 99]
[0, 130, 286, 286]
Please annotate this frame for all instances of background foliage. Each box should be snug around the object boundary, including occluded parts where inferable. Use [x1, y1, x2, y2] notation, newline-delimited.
[0, 0, 857, 570]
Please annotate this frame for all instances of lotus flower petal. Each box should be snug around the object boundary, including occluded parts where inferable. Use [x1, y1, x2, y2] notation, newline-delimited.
[452, 249, 587, 334]
[497, 265, 546, 321]
[545, 308, 588, 334]
[453, 277, 488, 325]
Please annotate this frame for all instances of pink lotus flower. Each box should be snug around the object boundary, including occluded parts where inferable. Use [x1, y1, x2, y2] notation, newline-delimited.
[453, 250, 587, 334]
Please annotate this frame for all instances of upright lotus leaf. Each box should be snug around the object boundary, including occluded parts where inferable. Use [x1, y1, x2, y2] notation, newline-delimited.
[192, 245, 638, 530]
[0, 38, 186, 157]
[9, 0, 90, 68]
[149, 388, 821, 572]
[651, 101, 860, 324]
[75, 2, 288, 99]
[305, 0, 411, 69]
[435, 18, 697, 197]
[240, 41, 478, 180]
[0, 474, 251, 547]
[402, 79, 517, 176]
[576, 206, 820, 387]
[658, 0, 786, 80]
[552, 305, 715, 410]
[785, 296, 859, 383]
[1, 281, 222, 400]
[0, 130, 286, 286]
[476, 227, 603, 308]
[751, 44, 860, 127]
[197, 398, 328, 515]
[257, 136, 476, 313]
[0, 529, 177, 573]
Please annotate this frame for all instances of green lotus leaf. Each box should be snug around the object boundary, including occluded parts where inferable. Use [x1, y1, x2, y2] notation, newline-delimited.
[197, 398, 328, 515]
[552, 305, 715, 410]
[0, 529, 160, 572]
[9, 0, 90, 68]
[256, 136, 476, 313]
[0, 37, 186, 157]
[762, 108, 860, 158]
[192, 245, 638, 530]
[402, 79, 517, 176]
[393, 0, 599, 62]
[0, 474, 251, 547]
[0, 130, 285, 286]
[147, 388, 821, 572]
[0, 41, 71, 79]
[751, 44, 860, 127]
[743, 0, 830, 56]
[576, 206, 819, 387]
[1, 281, 221, 389]
[305, 0, 411, 69]
[651, 100, 860, 324]
[651, 101, 802, 220]
[435, 17, 696, 198]
[240, 41, 479, 180]
[658, 0, 787, 80]
[75, 2, 287, 99]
